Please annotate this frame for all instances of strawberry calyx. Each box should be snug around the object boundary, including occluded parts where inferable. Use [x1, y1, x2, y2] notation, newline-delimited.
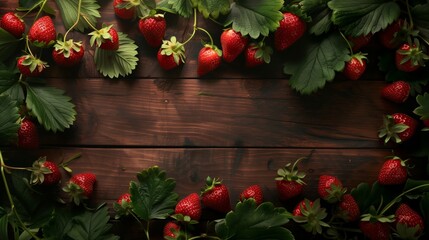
[53, 39, 83, 58]
[397, 39, 429, 68]
[202, 43, 222, 57]
[275, 156, 306, 185]
[324, 183, 347, 204]
[251, 41, 273, 64]
[29, 156, 53, 185]
[89, 24, 116, 48]
[349, 52, 367, 65]
[292, 198, 330, 234]
[160, 36, 186, 65]
[62, 182, 87, 206]
[115, 0, 140, 9]
[201, 176, 222, 194]
[171, 213, 199, 224]
[113, 193, 133, 219]
[378, 114, 410, 144]
[395, 222, 422, 240]
[19, 54, 49, 74]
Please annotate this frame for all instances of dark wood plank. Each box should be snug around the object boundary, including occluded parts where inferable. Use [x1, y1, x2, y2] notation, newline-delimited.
[39, 78, 403, 148]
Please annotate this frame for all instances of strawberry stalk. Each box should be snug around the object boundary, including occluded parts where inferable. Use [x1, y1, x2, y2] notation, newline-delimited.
[181, 8, 215, 47]
[0, 150, 41, 240]
[63, 0, 83, 41]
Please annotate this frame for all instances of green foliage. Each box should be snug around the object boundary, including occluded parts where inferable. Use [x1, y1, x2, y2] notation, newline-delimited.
[55, 0, 101, 32]
[225, 0, 284, 39]
[284, 32, 349, 95]
[0, 213, 8, 240]
[351, 182, 398, 215]
[328, 0, 401, 37]
[215, 199, 293, 240]
[94, 32, 139, 78]
[421, 193, 429, 237]
[302, 0, 333, 35]
[413, 3, 429, 40]
[0, 68, 23, 103]
[43, 204, 119, 240]
[18, 0, 56, 15]
[168, 0, 194, 18]
[0, 29, 21, 63]
[129, 166, 178, 221]
[192, 0, 230, 19]
[0, 95, 20, 144]
[25, 85, 77, 133]
[414, 93, 429, 120]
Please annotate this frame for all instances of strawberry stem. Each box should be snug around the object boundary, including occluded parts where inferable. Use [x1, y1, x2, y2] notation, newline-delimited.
[379, 183, 429, 215]
[339, 31, 354, 55]
[144, 221, 150, 240]
[196, 27, 214, 46]
[405, 0, 414, 29]
[82, 15, 98, 31]
[188, 234, 221, 240]
[64, 0, 83, 41]
[183, 8, 198, 45]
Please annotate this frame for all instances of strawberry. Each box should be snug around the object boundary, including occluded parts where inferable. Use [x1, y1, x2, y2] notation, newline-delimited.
[292, 199, 313, 217]
[28, 16, 56, 47]
[343, 53, 367, 80]
[220, 29, 248, 63]
[337, 194, 360, 222]
[113, 0, 137, 20]
[163, 221, 181, 239]
[63, 172, 96, 205]
[138, 14, 166, 48]
[89, 25, 119, 51]
[359, 221, 390, 240]
[317, 175, 346, 203]
[275, 157, 306, 201]
[17, 55, 48, 77]
[174, 193, 201, 221]
[378, 113, 418, 144]
[201, 177, 231, 213]
[381, 80, 410, 103]
[291, 199, 329, 234]
[157, 36, 185, 70]
[378, 156, 408, 185]
[379, 19, 406, 49]
[52, 40, 84, 67]
[0, 12, 25, 38]
[30, 157, 61, 185]
[113, 192, 133, 218]
[117, 192, 131, 205]
[274, 12, 306, 52]
[347, 34, 372, 52]
[244, 42, 272, 68]
[395, 42, 429, 72]
[17, 118, 39, 149]
[197, 44, 222, 76]
[395, 203, 425, 238]
[239, 185, 263, 205]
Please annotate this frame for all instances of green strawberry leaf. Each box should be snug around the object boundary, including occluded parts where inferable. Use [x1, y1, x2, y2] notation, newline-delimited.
[351, 182, 397, 214]
[167, 0, 194, 18]
[0, 28, 21, 63]
[18, 0, 56, 15]
[129, 166, 178, 221]
[0, 95, 20, 143]
[215, 199, 293, 240]
[0, 68, 24, 103]
[420, 193, 429, 237]
[25, 85, 77, 133]
[94, 32, 139, 78]
[302, 0, 333, 35]
[328, 0, 401, 37]
[284, 32, 349, 95]
[414, 93, 429, 120]
[55, 0, 101, 32]
[412, 3, 429, 40]
[403, 179, 429, 194]
[191, 0, 230, 19]
[0, 210, 8, 240]
[224, 0, 284, 39]
[156, 0, 178, 14]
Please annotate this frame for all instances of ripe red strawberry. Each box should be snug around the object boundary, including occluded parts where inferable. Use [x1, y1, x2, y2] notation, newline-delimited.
[163, 221, 181, 239]
[52, 40, 84, 67]
[318, 175, 346, 203]
[113, 0, 136, 20]
[239, 185, 263, 205]
[381, 80, 410, 103]
[63, 172, 96, 205]
[138, 14, 166, 48]
[17, 55, 48, 77]
[378, 157, 408, 185]
[117, 192, 131, 205]
[347, 34, 372, 52]
[0, 12, 25, 38]
[197, 44, 222, 76]
[359, 221, 390, 240]
[379, 19, 405, 49]
[17, 118, 39, 149]
[174, 193, 202, 221]
[28, 16, 56, 47]
[220, 29, 248, 63]
[343, 53, 367, 80]
[201, 177, 231, 213]
[395, 43, 429, 72]
[395, 203, 425, 238]
[245, 42, 272, 68]
[275, 157, 306, 201]
[337, 194, 360, 222]
[113, 192, 133, 218]
[292, 199, 313, 216]
[379, 113, 418, 144]
[30, 158, 61, 185]
[157, 36, 185, 70]
[89, 25, 119, 51]
[274, 12, 306, 52]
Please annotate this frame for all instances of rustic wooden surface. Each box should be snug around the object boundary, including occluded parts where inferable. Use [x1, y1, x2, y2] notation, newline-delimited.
[0, 1, 417, 239]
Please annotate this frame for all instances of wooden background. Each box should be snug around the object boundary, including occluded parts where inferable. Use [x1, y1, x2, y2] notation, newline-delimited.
[1, 0, 419, 239]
